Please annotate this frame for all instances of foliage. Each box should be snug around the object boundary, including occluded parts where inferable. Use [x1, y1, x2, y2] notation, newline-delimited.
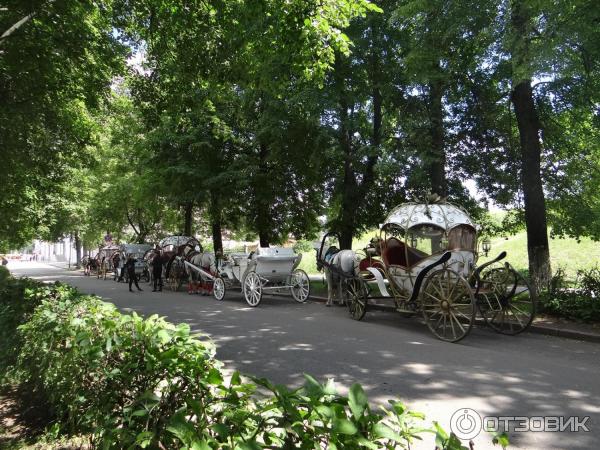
[0, 0, 126, 249]
[539, 267, 600, 322]
[0, 273, 500, 449]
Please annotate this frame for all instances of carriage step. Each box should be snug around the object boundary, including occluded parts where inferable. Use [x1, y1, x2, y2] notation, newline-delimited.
[395, 308, 416, 314]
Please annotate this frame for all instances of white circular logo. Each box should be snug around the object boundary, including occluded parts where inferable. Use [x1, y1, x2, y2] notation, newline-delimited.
[450, 408, 482, 440]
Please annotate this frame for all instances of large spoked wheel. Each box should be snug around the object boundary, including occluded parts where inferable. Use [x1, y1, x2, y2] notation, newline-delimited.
[243, 272, 262, 307]
[290, 269, 310, 303]
[345, 277, 368, 321]
[213, 276, 226, 301]
[477, 266, 536, 335]
[421, 268, 476, 343]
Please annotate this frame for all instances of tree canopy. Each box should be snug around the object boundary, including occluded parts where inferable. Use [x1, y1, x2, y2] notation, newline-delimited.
[1, 0, 598, 289]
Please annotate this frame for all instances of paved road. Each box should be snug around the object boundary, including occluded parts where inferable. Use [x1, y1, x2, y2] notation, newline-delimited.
[9, 261, 599, 449]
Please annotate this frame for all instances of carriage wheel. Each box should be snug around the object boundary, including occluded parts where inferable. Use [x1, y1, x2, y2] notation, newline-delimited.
[290, 269, 310, 303]
[243, 272, 262, 307]
[478, 266, 536, 335]
[213, 277, 226, 301]
[421, 268, 476, 342]
[345, 278, 368, 321]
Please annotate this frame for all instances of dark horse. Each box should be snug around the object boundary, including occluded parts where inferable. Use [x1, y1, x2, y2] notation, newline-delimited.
[82, 255, 98, 276]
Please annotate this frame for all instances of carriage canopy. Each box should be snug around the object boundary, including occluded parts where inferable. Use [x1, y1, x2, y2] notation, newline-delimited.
[159, 236, 199, 248]
[381, 202, 478, 256]
[120, 243, 153, 258]
[384, 203, 476, 231]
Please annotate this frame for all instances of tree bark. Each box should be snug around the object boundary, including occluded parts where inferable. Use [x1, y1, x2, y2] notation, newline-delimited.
[427, 76, 447, 197]
[183, 202, 193, 236]
[210, 192, 223, 254]
[74, 230, 82, 268]
[337, 60, 357, 250]
[511, 81, 551, 290]
[256, 142, 271, 248]
[510, 0, 552, 291]
[336, 24, 383, 250]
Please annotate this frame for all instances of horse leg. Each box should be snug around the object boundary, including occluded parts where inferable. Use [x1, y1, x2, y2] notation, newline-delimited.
[325, 269, 333, 306]
[337, 278, 344, 306]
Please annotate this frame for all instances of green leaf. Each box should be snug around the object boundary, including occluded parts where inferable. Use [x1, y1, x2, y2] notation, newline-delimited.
[135, 431, 154, 448]
[191, 441, 211, 450]
[372, 423, 404, 442]
[230, 370, 241, 386]
[348, 383, 368, 419]
[156, 329, 171, 344]
[492, 431, 510, 448]
[332, 418, 358, 435]
[207, 367, 224, 385]
[211, 423, 229, 439]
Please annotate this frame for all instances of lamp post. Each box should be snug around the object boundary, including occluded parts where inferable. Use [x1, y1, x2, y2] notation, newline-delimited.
[410, 235, 418, 248]
[482, 238, 491, 257]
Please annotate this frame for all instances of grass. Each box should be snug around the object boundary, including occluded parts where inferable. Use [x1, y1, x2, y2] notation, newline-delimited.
[298, 229, 600, 281]
[480, 231, 600, 279]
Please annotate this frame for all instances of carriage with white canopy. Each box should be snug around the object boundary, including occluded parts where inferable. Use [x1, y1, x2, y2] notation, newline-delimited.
[114, 243, 153, 282]
[188, 246, 311, 307]
[319, 200, 536, 342]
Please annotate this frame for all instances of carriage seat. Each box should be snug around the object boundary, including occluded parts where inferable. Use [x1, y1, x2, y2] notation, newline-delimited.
[383, 238, 426, 268]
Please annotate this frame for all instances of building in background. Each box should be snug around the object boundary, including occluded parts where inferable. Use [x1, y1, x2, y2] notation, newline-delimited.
[32, 238, 78, 263]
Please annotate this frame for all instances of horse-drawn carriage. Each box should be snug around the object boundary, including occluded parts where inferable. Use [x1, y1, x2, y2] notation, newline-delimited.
[317, 201, 536, 342]
[113, 243, 153, 282]
[95, 244, 121, 280]
[144, 236, 201, 291]
[185, 246, 310, 307]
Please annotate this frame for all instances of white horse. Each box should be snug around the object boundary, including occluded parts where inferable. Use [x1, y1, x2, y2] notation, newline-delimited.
[319, 245, 361, 306]
[185, 251, 217, 295]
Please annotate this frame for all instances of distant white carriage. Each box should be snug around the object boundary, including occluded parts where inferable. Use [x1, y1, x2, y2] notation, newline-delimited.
[186, 246, 310, 307]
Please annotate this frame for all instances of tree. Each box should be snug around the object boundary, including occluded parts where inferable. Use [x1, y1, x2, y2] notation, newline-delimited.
[0, 0, 125, 248]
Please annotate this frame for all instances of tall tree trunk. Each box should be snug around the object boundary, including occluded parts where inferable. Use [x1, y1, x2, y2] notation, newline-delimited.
[256, 142, 271, 248]
[210, 192, 223, 254]
[511, 81, 551, 291]
[336, 59, 357, 250]
[510, 0, 551, 291]
[183, 202, 193, 236]
[74, 230, 82, 268]
[427, 75, 447, 197]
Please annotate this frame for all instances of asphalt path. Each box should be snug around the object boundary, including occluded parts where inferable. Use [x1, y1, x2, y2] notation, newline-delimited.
[8, 261, 599, 450]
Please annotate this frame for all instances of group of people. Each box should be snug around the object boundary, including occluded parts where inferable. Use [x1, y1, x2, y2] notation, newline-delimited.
[115, 254, 164, 293]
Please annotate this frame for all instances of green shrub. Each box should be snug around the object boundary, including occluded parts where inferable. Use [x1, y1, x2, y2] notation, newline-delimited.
[0, 273, 507, 449]
[540, 267, 600, 322]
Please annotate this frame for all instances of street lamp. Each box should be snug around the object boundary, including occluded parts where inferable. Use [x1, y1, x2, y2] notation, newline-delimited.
[410, 235, 418, 248]
[482, 238, 492, 256]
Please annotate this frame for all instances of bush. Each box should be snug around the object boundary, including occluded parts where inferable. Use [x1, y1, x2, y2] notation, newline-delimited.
[1, 273, 506, 449]
[540, 267, 600, 322]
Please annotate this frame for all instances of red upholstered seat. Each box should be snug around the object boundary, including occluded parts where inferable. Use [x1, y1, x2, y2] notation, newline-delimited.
[383, 238, 407, 267]
[383, 238, 426, 268]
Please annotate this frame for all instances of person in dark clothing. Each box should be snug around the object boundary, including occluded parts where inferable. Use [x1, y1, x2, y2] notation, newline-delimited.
[125, 256, 143, 292]
[152, 256, 163, 292]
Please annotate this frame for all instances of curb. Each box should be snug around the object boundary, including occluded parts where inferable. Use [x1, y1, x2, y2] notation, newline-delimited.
[309, 295, 600, 343]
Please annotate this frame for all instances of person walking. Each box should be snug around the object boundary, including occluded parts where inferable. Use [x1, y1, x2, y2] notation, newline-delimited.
[152, 253, 163, 292]
[125, 256, 143, 292]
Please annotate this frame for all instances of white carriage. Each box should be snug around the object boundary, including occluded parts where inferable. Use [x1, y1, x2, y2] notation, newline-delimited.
[187, 246, 310, 307]
[318, 200, 536, 342]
